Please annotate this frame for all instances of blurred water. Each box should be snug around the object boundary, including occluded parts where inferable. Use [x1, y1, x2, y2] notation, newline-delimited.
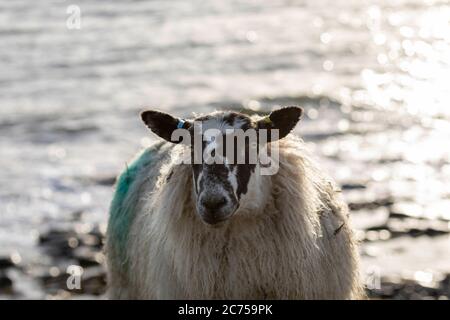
[0, 0, 450, 298]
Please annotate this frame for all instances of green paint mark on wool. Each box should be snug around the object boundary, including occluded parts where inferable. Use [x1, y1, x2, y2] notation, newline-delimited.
[108, 142, 164, 267]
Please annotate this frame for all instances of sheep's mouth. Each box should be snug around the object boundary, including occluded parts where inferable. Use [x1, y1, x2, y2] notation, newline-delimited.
[203, 219, 228, 228]
[199, 211, 233, 226]
[197, 203, 239, 227]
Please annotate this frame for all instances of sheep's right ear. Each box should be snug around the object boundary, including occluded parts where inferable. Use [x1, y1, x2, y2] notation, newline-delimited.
[141, 110, 191, 143]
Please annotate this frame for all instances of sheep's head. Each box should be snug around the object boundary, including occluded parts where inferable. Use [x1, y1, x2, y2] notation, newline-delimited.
[141, 106, 302, 225]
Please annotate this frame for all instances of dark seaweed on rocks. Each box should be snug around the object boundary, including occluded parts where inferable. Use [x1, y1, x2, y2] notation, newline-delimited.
[35, 225, 107, 298]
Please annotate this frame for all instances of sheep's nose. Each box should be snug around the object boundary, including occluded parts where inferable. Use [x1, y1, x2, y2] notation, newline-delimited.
[201, 196, 227, 212]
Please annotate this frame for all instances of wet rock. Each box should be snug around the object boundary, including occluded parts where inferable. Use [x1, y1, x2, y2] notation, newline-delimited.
[79, 266, 106, 296]
[40, 266, 66, 287]
[39, 229, 76, 245]
[40, 232, 77, 257]
[0, 273, 13, 294]
[72, 247, 104, 268]
[378, 156, 403, 164]
[39, 227, 104, 258]
[409, 228, 448, 237]
[92, 175, 116, 186]
[348, 197, 394, 211]
[387, 218, 449, 238]
[71, 210, 84, 221]
[52, 123, 98, 135]
[361, 217, 449, 241]
[0, 253, 22, 270]
[439, 274, 450, 297]
[0, 257, 14, 270]
[37, 226, 107, 297]
[367, 275, 450, 300]
[341, 183, 366, 190]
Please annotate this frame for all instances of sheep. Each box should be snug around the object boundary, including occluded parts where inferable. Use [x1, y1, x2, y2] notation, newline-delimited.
[106, 106, 364, 299]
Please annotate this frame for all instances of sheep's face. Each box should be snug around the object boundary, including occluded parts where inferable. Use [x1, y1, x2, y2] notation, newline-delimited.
[189, 113, 255, 225]
[141, 107, 302, 225]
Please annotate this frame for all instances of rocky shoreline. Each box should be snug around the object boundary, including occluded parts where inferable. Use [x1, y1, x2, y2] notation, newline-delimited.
[1, 189, 449, 300]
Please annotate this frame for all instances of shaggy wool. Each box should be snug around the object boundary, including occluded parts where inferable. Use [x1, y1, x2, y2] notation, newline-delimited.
[106, 136, 363, 299]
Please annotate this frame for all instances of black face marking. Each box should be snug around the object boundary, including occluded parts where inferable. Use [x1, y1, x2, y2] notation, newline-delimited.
[201, 164, 234, 193]
[235, 164, 256, 199]
[222, 113, 251, 128]
[188, 112, 258, 200]
[192, 163, 202, 194]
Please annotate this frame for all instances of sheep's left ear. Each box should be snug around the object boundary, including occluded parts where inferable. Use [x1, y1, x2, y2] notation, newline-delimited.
[141, 110, 191, 143]
[256, 106, 303, 141]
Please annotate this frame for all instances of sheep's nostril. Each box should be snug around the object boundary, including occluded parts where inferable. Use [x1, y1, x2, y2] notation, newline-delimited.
[201, 196, 227, 212]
